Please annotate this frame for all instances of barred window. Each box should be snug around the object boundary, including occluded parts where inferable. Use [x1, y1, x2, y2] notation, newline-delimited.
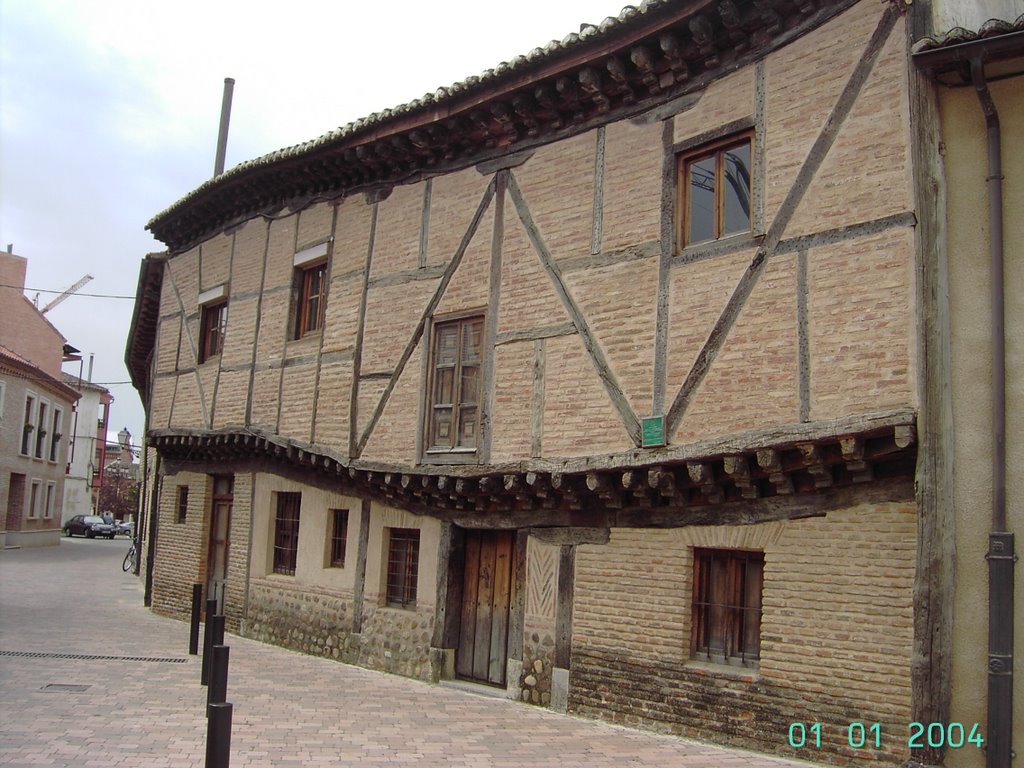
[328, 509, 348, 568]
[385, 528, 419, 608]
[176, 486, 189, 524]
[691, 548, 763, 667]
[273, 492, 301, 576]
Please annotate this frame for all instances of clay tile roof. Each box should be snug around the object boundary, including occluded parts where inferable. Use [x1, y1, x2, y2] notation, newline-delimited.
[911, 12, 1024, 54]
[146, 1, 671, 230]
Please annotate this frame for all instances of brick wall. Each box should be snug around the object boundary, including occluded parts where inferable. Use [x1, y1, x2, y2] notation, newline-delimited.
[151, 470, 210, 619]
[151, 4, 916, 463]
[572, 496, 916, 765]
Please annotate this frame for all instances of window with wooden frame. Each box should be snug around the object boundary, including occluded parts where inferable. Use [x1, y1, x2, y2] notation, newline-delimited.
[327, 509, 348, 568]
[176, 486, 189, 524]
[426, 315, 484, 454]
[293, 260, 327, 338]
[678, 132, 752, 248]
[199, 300, 228, 363]
[691, 548, 764, 667]
[272, 492, 301, 576]
[385, 528, 419, 608]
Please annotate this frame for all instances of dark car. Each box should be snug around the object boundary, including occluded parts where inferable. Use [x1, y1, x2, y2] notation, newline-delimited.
[63, 515, 116, 539]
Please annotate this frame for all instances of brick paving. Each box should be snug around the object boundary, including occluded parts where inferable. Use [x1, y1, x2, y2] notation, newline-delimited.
[0, 539, 825, 767]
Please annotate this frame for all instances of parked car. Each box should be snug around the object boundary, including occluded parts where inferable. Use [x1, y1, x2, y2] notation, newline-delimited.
[114, 519, 133, 537]
[63, 515, 117, 539]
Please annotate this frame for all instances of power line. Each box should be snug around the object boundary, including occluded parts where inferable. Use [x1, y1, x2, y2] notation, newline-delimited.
[0, 283, 136, 300]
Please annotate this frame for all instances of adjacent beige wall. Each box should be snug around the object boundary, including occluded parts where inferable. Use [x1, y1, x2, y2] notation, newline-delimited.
[250, 474, 363, 593]
[941, 67, 1023, 766]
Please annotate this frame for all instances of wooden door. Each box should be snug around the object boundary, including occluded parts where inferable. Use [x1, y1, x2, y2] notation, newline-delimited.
[456, 529, 514, 686]
[206, 476, 233, 614]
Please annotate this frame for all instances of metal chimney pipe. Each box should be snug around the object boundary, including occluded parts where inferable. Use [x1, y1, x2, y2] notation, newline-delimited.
[214, 77, 235, 177]
[87, 353, 94, 383]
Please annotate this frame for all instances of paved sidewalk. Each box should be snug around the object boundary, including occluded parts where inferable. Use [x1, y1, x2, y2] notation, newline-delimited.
[0, 539, 824, 767]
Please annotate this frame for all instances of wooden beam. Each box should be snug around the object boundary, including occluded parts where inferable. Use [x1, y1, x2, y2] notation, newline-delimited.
[507, 173, 642, 445]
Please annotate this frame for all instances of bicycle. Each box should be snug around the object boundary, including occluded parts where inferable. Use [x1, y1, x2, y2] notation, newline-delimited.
[122, 539, 138, 573]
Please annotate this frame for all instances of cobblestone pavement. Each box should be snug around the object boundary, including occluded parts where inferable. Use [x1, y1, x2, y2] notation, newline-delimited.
[0, 539, 825, 767]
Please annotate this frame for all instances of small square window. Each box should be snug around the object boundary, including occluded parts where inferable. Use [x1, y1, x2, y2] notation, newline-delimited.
[386, 528, 420, 608]
[176, 486, 189, 524]
[273, 492, 301, 576]
[679, 134, 752, 248]
[199, 300, 228, 363]
[691, 548, 763, 667]
[327, 509, 348, 568]
[294, 261, 327, 338]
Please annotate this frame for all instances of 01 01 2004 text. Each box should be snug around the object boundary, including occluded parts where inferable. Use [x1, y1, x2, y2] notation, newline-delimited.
[786, 722, 984, 750]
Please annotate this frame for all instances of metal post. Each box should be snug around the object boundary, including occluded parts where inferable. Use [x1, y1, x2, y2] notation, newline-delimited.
[189, 584, 203, 655]
[213, 78, 235, 177]
[212, 614, 225, 648]
[201, 598, 216, 686]
[208, 645, 230, 708]
[205, 701, 232, 768]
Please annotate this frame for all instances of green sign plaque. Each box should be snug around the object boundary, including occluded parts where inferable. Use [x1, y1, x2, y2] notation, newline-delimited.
[641, 415, 665, 448]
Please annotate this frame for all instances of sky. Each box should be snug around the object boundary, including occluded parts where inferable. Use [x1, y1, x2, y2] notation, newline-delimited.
[0, 0, 630, 452]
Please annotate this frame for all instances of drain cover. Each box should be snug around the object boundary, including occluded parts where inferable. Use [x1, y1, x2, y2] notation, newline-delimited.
[41, 684, 91, 693]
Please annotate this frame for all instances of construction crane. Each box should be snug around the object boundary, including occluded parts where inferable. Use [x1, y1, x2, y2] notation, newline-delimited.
[41, 274, 93, 314]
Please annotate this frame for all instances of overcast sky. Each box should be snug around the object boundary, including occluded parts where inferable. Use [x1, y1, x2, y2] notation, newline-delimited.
[0, 0, 629, 450]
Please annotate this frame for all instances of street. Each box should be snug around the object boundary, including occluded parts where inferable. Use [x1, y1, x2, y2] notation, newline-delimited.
[0, 539, 823, 767]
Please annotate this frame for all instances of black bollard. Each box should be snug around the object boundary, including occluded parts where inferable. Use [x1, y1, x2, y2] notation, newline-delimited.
[205, 701, 232, 768]
[189, 584, 202, 655]
[212, 614, 225, 648]
[207, 645, 230, 708]
[201, 598, 216, 686]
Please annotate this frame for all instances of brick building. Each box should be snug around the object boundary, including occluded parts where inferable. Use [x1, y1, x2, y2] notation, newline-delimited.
[126, 0, 1019, 764]
[1, 250, 79, 548]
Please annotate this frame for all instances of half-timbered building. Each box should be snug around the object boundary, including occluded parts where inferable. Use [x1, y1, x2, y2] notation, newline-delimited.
[125, 0, 1003, 763]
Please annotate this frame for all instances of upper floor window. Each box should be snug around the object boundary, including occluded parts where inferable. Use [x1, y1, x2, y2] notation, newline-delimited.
[294, 261, 327, 338]
[21, 394, 36, 455]
[426, 315, 483, 454]
[34, 400, 49, 459]
[197, 284, 229, 363]
[199, 300, 228, 363]
[679, 133, 752, 248]
[691, 548, 763, 667]
[291, 241, 331, 340]
[49, 407, 63, 462]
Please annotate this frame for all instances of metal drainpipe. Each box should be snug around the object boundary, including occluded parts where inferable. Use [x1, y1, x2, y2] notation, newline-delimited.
[970, 54, 1015, 768]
